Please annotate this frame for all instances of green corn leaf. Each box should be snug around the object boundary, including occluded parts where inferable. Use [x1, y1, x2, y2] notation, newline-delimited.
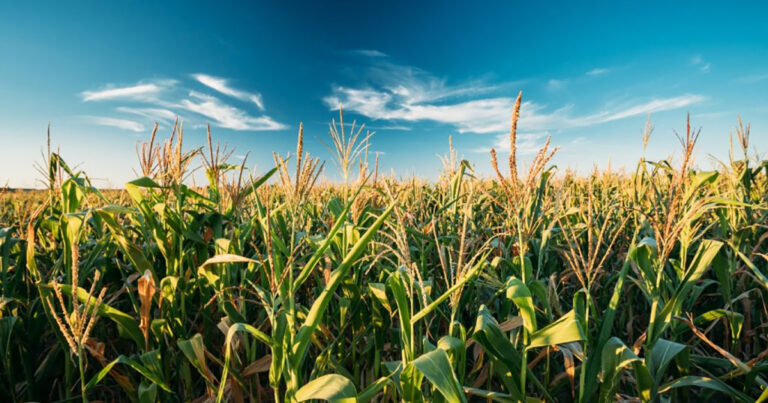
[734, 249, 768, 292]
[683, 171, 719, 203]
[387, 271, 414, 362]
[599, 337, 651, 403]
[411, 253, 489, 324]
[368, 282, 392, 314]
[178, 334, 216, 388]
[412, 349, 467, 403]
[695, 309, 743, 340]
[658, 375, 751, 402]
[296, 374, 357, 403]
[125, 177, 162, 204]
[756, 385, 768, 403]
[85, 352, 172, 392]
[527, 310, 585, 350]
[240, 166, 278, 199]
[471, 306, 525, 400]
[138, 382, 157, 403]
[357, 375, 394, 403]
[401, 363, 425, 403]
[0, 316, 16, 364]
[505, 276, 537, 334]
[649, 338, 688, 385]
[94, 209, 155, 278]
[650, 239, 722, 344]
[292, 180, 369, 290]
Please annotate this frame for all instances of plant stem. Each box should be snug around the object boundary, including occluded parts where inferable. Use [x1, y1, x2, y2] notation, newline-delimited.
[78, 347, 87, 403]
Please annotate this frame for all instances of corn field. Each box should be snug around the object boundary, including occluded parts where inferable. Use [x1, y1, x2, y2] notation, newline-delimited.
[1, 105, 767, 402]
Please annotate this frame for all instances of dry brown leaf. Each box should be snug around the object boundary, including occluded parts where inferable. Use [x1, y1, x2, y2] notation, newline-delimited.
[242, 355, 273, 377]
[137, 270, 156, 350]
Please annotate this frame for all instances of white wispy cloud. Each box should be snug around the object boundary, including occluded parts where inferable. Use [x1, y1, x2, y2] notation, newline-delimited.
[331, 60, 508, 107]
[81, 80, 175, 101]
[82, 84, 160, 101]
[375, 125, 411, 131]
[352, 49, 388, 58]
[570, 136, 588, 145]
[116, 107, 178, 123]
[547, 79, 567, 91]
[736, 72, 768, 83]
[691, 55, 711, 72]
[325, 89, 516, 133]
[180, 91, 285, 131]
[577, 95, 707, 124]
[85, 116, 145, 132]
[192, 74, 264, 110]
[516, 94, 707, 131]
[586, 68, 610, 76]
[323, 59, 530, 134]
[81, 75, 285, 132]
[326, 75, 706, 135]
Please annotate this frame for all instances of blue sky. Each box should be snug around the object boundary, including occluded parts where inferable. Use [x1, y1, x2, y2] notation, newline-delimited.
[2, 1, 767, 188]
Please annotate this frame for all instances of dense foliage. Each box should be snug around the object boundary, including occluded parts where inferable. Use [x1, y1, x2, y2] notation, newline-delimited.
[1, 111, 767, 402]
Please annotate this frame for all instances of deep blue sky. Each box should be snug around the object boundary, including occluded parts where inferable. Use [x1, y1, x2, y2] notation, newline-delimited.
[2, 2, 767, 187]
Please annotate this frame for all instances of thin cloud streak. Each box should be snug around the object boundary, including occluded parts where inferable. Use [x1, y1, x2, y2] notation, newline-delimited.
[692, 55, 711, 72]
[85, 116, 145, 132]
[179, 91, 286, 131]
[583, 95, 707, 124]
[736, 72, 768, 83]
[547, 79, 566, 90]
[81, 80, 176, 101]
[192, 74, 264, 110]
[586, 68, 610, 76]
[81, 84, 160, 101]
[117, 107, 178, 124]
[352, 49, 388, 58]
